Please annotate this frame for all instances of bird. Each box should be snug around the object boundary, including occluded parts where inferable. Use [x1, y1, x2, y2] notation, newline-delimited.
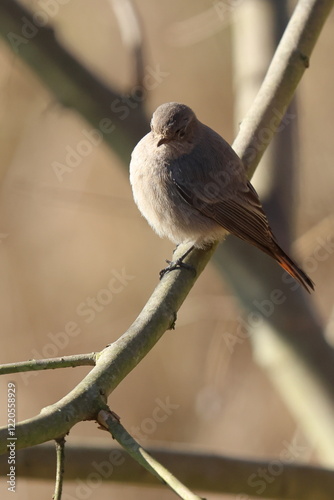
[129, 102, 314, 293]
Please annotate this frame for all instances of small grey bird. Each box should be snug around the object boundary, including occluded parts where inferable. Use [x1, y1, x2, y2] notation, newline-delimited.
[130, 102, 314, 292]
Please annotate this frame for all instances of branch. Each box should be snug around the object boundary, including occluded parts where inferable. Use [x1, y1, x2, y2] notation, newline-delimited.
[0, 353, 97, 375]
[109, 0, 145, 87]
[0, 0, 332, 457]
[0, 243, 215, 453]
[3, 442, 334, 499]
[98, 410, 202, 499]
[0, 0, 149, 164]
[53, 438, 66, 500]
[221, 0, 334, 463]
[233, 0, 334, 174]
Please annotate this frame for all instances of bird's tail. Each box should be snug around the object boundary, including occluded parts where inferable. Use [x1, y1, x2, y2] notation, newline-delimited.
[275, 246, 314, 293]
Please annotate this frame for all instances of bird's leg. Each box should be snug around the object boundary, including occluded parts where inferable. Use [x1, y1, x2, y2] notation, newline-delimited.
[159, 245, 196, 280]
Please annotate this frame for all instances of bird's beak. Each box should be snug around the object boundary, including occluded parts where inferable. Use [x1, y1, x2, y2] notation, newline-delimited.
[157, 136, 169, 147]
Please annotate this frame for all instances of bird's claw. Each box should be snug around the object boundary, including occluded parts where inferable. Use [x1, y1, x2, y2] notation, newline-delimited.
[159, 258, 196, 280]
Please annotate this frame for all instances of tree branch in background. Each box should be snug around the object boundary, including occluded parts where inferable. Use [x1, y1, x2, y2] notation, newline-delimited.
[109, 0, 145, 88]
[2, 442, 334, 499]
[0, 0, 149, 164]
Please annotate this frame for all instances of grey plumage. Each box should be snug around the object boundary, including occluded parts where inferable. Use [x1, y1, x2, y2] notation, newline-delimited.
[130, 102, 314, 292]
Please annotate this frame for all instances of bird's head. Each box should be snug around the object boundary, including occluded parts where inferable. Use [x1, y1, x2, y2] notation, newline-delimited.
[150, 102, 198, 147]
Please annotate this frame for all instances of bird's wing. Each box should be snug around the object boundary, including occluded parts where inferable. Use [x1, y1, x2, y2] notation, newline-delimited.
[171, 156, 278, 257]
[168, 127, 314, 292]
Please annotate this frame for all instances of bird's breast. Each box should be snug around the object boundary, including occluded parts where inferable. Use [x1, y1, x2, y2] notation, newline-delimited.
[130, 142, 177, 231]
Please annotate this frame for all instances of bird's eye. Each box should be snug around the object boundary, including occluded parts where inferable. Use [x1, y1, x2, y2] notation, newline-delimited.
[176, 128, 186, 139]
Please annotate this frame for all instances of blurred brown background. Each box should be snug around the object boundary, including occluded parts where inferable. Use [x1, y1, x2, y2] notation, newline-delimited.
[0, 0, 333, 499]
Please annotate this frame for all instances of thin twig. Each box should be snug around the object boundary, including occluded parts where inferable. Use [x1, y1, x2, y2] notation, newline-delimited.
[0, 353, 97, 375]
[53, 437, 66, 500]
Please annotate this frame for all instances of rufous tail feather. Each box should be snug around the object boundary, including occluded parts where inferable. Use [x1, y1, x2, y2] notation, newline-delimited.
[276, 250, 314, 293]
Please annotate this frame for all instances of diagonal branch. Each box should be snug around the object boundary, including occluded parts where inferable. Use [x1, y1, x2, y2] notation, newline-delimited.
[233, 0, 333, 174]
[97, 409, 203, 499]
[0, 243, 215, 452]
[221, 0, 334, 463]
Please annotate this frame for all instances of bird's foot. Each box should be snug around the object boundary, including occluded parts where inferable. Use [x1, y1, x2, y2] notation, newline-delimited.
[159, 258, 196, 280]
